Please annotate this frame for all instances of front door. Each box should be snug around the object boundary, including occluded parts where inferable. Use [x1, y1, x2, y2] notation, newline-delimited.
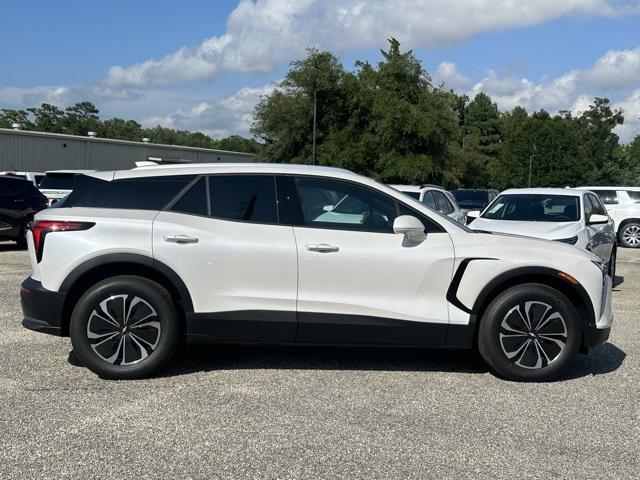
[285, 176, 455, 346]
[153, 174, 298, 342]
[584, 192, 615, 262]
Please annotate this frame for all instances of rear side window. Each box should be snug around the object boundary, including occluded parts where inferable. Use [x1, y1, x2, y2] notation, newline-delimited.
[71, 175, 193, 210]
[170, 177, 208, 216]
[592, 190, 618, 205]
[209, 175, 278, 224]
[40, 174, 75, 190]
[0, 177, 32, 197]
[626, 191, 640, 203]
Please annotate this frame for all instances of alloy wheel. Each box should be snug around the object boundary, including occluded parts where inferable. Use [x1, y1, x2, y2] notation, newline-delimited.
[622, 225, 640, 246]
[86, 294, 161, 366]
[499, 301, 567, 369]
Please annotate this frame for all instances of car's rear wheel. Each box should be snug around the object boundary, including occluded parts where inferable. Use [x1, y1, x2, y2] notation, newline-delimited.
[70, 276, 180, 379]
[478, 284, 581, 382]
[619, 222, 640, 248]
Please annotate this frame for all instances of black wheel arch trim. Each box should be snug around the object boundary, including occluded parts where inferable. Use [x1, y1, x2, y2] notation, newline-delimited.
[59, 253, 194, 313]
[445, 261, 597, 349]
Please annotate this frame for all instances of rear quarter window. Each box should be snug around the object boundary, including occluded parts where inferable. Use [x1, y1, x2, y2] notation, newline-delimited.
[70, 175, 194, 210]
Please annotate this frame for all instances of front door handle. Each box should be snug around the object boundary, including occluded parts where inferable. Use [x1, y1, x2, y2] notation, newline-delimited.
[305, 243, 339, 253]
[165, 234, 199, 244]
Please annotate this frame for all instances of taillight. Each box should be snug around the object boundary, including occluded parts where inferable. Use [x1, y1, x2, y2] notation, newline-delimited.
[31, 220, 95, 263]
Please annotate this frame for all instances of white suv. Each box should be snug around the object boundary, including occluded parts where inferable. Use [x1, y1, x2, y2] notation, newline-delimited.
[578, 187, 640, 248]
[21, 164, 613, 381]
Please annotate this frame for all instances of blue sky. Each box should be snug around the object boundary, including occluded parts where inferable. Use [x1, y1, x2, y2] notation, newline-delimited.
[1, 0, 640, 141]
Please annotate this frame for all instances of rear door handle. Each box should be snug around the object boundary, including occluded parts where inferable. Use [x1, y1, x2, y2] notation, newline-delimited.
[305, 243, 339, 253]
[165, 234, 199, 244]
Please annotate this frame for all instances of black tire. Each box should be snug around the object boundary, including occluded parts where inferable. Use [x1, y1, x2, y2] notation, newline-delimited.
[15, 221, 28, 249]
[608, 247, 616, 280]
[478, 283, 581, 382]
[69, 275, 180, 379]
[619, 222, 640, 248]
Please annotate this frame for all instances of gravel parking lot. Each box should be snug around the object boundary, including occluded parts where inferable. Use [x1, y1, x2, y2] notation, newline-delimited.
[1, 244, 638, 479]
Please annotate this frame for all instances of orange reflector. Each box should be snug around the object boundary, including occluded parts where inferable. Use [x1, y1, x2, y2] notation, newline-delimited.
[558, 271, 579, 285]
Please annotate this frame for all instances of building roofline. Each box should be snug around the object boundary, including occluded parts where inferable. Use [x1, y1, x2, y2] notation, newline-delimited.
[0, 127, 254, 157]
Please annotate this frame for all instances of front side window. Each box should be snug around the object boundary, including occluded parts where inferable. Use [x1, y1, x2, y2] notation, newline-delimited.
[482, 194, 580, 222]
[422, 191, 436, 209]
[433, 191, 454, 214]
[592, 190, 618, 205]
[209, 175, 278, 224]
[587, 194, 607, 216]
[291, 177, 400, 232]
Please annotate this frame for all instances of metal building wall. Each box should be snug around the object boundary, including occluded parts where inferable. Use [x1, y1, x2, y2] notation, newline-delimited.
[0, 129, 253, 172]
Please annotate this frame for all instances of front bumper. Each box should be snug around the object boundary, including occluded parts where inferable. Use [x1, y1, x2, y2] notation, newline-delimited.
[20, 277, 66, 336]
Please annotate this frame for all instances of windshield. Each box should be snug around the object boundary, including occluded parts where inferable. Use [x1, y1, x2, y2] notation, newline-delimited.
[452, 189, 489, 208]
[482, 194, 580, 222]
[40, 174, 76, 190]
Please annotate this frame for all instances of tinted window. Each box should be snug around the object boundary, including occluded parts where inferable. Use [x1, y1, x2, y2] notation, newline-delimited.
[483, 194, 580, 222]
[584, 194, 595, 218]
[592, 190, 618, 205]
[422, 191, 436, 209]
[588, 194, 607, 216]
[452, 189, 489, 209]
[210, 175, 278, 224]
[292, 177, 399, 232]
[59, 175, 108, 207]
[626, 191, 640, 203]
[0, 177, 32, 197]
[433, 191, 454, 214]
[403, 191, 420, 200]
[72, 175, 193, 210]
[170, 177, 208, 216]
[40, 174, 76, 190]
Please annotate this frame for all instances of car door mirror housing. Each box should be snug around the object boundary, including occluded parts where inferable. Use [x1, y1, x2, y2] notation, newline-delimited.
[588, 213, 609, 225]
[393, 215, 425, 240]
[466, 210, 480, 220]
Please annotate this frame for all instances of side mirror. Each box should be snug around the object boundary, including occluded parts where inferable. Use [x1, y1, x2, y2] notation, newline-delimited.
[393, 215, 425, 241]
[588, 213, 609, 225]
[466, 210, 480, 220]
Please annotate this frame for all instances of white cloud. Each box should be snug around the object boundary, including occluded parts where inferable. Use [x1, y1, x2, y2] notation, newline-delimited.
[433, 61, 472, 89]
[0, 85, 143, 109]
[583, 45, 640, 88]
[142, 83, 276, 138]
[104, 0, 626, 87]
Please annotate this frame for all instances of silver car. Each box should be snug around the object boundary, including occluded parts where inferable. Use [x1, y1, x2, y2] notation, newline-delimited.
[390, 184, 466, 224]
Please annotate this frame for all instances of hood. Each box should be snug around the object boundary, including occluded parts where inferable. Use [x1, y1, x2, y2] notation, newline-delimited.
[469, 218, 580, 240]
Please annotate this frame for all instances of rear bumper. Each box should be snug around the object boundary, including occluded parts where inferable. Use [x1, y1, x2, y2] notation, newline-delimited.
[20, 277, 66, 336]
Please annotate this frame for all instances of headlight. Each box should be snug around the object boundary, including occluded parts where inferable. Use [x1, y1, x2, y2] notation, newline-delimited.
[554, 235, 578, 245]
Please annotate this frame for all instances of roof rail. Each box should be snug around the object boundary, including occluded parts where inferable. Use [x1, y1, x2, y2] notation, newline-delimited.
[420, 183, 445, 190]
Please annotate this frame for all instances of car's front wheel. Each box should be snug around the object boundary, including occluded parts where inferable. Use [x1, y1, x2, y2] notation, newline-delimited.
[70, 276, 180, 379]
[478, 284, 581, 382]
[619, 222, 640, 248]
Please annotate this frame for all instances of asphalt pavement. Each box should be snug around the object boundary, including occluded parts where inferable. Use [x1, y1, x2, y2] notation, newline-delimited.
[0, 243, 638, 479]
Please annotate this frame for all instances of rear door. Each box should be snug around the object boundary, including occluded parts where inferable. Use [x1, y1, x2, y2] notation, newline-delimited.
[286, 175, 455, 346]
[152, 174, 298, 342]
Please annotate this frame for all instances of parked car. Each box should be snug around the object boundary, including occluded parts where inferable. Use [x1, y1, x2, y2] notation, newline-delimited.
[467, 188, 616, 277]
[577, 186, 640, 249]
[0, 176, 47, 247]
[21, 164, 612, 382]
[452, 188, 499, 220]
[390, 184, 466, 223]
[39, 170, 94, 206]
[0, 171, 45, 187]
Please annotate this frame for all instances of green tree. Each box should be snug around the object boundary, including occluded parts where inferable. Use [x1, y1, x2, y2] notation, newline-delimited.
[63, 101, 100, 135]
[0, 109, 33, 129]
[27, 103, 65, 133]
[98, 118, 143, 141]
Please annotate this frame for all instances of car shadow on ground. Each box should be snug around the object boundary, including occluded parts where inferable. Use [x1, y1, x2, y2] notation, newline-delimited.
[613, 275, 624, 289]
[563, 342, 626, 380]
[160, 345, 491, 378]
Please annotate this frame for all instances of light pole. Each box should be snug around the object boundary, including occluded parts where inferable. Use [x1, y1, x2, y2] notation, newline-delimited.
[312, 88, 317, 166]
[528, 143, 536, 188]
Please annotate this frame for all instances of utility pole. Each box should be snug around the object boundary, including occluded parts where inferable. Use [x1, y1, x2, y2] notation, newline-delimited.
[528, 144, 536, 187]
[312, 88, 317, 166]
